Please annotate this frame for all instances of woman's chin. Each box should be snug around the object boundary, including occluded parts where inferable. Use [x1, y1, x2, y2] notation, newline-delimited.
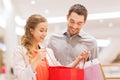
[39, 40, 44, 43]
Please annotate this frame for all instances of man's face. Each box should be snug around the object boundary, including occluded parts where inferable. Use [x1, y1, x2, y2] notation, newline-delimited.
[67, 12, 85, 36]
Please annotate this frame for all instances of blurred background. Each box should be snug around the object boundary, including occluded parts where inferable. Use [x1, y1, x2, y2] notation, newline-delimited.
[0, 0, 120, 80]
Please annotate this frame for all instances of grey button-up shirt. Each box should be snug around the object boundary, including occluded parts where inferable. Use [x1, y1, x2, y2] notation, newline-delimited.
[48, 30, 98, 66]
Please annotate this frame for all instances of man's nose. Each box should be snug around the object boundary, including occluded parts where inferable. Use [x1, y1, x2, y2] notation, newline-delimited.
[72, 23, 78, 28]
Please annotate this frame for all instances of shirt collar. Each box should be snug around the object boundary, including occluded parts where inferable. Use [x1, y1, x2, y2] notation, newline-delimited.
[62, 29, 86, 38]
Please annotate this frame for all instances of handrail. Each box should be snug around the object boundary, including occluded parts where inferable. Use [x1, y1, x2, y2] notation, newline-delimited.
[101, 63, 120, 66]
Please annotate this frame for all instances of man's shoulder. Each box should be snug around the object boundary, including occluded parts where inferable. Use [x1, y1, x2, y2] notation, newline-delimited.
[83, 33, 96, 40]
[50, 32, 65, 39]
[80, 31, 96, 42]
[80, 31, 95, 39]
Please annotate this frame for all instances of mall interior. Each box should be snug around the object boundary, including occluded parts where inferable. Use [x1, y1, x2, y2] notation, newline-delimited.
[0, 0, 120, 80]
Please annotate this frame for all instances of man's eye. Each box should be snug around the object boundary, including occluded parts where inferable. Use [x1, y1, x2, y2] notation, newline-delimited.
[77, 22, 83, 25]
[70, 20, 74, 23]
[77, 23, 81, 25]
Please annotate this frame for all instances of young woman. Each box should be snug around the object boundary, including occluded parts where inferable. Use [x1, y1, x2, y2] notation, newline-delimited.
[13, 14, 59, 80]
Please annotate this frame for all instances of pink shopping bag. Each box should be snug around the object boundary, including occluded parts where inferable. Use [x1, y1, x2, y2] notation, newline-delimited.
[84, 59, 106, 80]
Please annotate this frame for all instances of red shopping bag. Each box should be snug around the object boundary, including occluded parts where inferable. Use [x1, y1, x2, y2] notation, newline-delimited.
[49, 66, 84, 80]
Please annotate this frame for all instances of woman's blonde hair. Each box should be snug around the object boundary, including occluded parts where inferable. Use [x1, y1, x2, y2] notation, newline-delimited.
[21, 14, 47, 61]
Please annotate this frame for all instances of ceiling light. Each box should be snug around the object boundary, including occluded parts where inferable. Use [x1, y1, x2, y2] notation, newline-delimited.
[15, 11, 120, 26]
[44, 9, 49, 14]
[31, 0, 36, 4]
[108, 23, 113, 27]
[0, 18, 6, 28]
[0, 42, 6, 51]
[48, 11, 120, 23]
[16, 27, 24, 36]
[88, 11, 120, 20]
[47, 17, 66, 23]
[15, 16, 26, 26]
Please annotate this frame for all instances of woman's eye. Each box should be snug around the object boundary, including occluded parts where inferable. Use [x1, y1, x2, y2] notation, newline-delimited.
[40, 30, 44, 32]
[39, 29, 47, 33]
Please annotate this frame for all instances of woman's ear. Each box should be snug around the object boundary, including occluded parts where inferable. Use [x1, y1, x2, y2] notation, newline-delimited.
[30, 28, 33, 34]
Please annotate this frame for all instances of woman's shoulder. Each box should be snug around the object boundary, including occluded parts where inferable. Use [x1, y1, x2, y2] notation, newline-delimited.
[46, 48, 55, 56]
[15, 45, 23, 49]
[46, 48, 53, 53]
[14, 45, 27, 55]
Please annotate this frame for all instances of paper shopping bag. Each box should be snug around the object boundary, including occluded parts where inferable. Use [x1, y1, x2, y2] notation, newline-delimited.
[84, 59, 106, 80]
[49, 66, 84, 80]
[100, 64, 106, 80]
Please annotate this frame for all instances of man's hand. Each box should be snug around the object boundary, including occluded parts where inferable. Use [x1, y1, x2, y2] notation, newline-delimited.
[71, 50, 89, 68]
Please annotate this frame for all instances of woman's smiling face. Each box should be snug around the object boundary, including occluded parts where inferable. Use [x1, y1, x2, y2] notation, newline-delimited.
[30, 22, 48, 43]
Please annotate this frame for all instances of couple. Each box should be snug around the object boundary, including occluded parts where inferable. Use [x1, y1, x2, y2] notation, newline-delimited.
[13, 4, 98, 80]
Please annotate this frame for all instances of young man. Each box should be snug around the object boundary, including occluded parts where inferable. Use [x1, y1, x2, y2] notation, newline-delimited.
[48, 4, 98, 67]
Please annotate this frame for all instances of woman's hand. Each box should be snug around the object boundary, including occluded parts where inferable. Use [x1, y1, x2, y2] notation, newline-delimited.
[31, 48, 47, 72]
